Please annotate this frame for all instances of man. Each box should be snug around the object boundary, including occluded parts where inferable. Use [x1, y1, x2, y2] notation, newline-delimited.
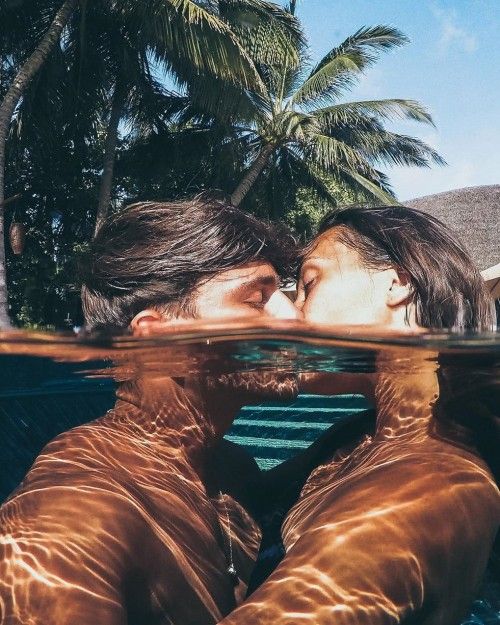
[0, 197, 295, 624]
[218, 206, 500, 625]
[0, 197, 369, 625]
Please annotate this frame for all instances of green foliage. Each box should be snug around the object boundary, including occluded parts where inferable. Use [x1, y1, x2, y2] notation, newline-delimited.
[227, 24, 444, 208]
[286, 179, 362, 240]
[1, 0, 301, 328]
[0, 6, 445, 328]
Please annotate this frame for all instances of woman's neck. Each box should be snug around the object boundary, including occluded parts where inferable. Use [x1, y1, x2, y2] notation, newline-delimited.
[373, 354, 439, 443]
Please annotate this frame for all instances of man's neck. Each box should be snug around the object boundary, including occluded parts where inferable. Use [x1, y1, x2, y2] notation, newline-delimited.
[113, 375, 241, 472]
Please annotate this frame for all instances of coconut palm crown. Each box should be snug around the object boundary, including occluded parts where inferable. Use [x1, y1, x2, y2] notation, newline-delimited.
[230, 25, 446, 207]
[0, 0, 303, 325]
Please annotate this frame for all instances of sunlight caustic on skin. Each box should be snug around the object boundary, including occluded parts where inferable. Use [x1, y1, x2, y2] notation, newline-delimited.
[0, 322, 313, 624]
[0, 363, 298, 624]
[0, 327, 498, 625]
[219, 353, 500, 625]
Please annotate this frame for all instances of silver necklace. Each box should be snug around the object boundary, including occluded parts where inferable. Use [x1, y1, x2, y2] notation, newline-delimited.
[219, 491, 239, 585]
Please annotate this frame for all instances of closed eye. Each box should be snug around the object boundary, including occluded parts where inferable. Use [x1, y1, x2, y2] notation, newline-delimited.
[303, 278, 315, 297]
[246, 301, 266, 309]
[244, 291, 268, 308]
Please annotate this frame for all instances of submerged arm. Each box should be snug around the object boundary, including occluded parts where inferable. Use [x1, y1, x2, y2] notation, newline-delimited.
[250, 373, 376, 517]
[0, 487, 136, 625]
[218, 456, 499, 625]
[253, 407, 375, 517]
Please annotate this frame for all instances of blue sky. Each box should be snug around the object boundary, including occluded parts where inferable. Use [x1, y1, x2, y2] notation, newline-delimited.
[292, 0, 500, 200]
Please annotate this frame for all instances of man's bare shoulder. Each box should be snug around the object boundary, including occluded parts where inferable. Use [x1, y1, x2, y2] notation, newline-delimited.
[2, 465, 145, 541]
[2, 414, 152, 544]
[16, 411, 154, 492]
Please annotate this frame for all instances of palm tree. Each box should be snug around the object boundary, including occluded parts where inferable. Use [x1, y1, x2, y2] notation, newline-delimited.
[229, 25, 445, 208]
[0, 0, 302, 323]
[0, 0, 77, 327]
[82, 0, 303, 233]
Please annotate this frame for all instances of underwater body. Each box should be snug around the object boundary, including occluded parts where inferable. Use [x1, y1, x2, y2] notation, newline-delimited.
[0, 321, 499, 625]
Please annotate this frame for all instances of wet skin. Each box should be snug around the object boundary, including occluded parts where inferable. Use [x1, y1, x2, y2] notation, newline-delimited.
[0, 375, 263, 625]
[0, 262, 297, 625]
[295, 229, 418, 330]
[219, 358, 500, 625]
[0, 262, 372, 624]
[0, 360, 375, 625]
[218, 231, 500, 625]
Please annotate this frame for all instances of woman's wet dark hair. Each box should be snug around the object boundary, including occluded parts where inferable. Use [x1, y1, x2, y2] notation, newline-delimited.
[80, 195, 297, 329]
[316, 205, 494, 331]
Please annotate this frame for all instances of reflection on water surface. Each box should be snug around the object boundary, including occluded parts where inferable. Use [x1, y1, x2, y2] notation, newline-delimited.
[0, 321, 499, 625]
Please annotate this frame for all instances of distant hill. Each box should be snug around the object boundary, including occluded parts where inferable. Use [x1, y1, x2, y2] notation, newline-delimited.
[406, 185, 499, 271]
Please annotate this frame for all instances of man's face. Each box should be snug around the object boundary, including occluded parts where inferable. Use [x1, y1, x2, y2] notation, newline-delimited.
[295, 228, 400, 326]
[194, 262, 300, 403]
[191, 261, 300, 321]
[132, 261, 300, 332]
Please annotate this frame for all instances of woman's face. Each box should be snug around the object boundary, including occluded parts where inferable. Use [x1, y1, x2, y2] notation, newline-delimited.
[295, 228, 414, 328]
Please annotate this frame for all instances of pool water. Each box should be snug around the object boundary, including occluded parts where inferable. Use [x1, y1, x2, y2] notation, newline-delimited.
[0, 322, 499, 624]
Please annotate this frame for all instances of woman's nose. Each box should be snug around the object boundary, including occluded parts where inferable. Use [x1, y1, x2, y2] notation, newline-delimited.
[264, 290, 303, 320]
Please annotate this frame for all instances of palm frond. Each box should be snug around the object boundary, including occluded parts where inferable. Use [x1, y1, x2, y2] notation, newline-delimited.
[316, 99, 435, 127]
[182, 73, 265, 122]
[343, 129, 447, 168]
[304, 133, 370, 172]
[284, 148, 340, 205]
[0, 0, 68, 61]
[291, 54, 362, 108]
[272, 109, 311, 142]
[303, 130, 398, 203]
[218, 0, 304, 69]
[338, 166, 397, 204]
[292, 25, 408, 106]
[115, 0, 266, 93]
[128, 85, 190, 137]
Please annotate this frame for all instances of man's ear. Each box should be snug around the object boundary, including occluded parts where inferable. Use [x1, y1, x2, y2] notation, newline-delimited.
[386, 268, 413, 308]
[130, 309, 166, 335]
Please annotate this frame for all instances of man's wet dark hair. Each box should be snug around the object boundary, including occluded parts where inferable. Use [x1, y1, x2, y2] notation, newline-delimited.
[315, 205, 494, 331]
[81, 196, 297, 329]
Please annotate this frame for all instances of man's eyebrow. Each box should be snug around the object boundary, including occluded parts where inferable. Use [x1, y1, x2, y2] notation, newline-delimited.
[230, 274, 279, 296]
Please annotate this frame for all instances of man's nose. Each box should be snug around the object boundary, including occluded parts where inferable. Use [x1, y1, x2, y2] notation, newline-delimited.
[264, 290, 303, 320]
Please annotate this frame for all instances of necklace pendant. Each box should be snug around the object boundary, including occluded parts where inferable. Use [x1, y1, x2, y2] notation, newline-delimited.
[227, 564, 239, 585]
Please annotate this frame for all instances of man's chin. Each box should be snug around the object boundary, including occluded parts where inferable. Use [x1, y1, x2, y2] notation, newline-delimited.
[206, 371, 299, 404]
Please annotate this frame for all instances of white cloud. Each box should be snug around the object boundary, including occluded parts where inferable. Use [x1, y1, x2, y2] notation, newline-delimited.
[431, 3, 478, 54]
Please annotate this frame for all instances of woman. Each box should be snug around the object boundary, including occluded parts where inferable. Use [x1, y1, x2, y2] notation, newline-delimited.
[296, 205, 493, 331]
[219, 206, 499, 625]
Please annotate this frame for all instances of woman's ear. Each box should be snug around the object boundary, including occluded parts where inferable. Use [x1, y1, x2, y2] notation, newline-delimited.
[130, 309, 165, 335]
[386, 269, 414, 308]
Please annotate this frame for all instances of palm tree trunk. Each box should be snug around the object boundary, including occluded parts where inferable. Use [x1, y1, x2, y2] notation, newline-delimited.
[0, 0, 77, 328]
[230, 143, 274, 207]
[94, 82, 125, 237]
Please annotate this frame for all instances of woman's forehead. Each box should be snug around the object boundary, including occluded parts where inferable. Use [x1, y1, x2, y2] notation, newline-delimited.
[304, 229, 360, 267]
